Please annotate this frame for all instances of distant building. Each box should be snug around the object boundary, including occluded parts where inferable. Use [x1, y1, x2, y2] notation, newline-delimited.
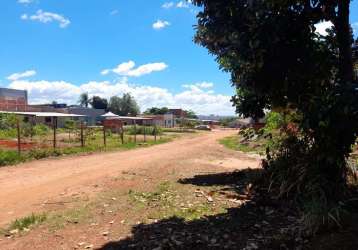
[169, 109, 186, 119]
[142, 113, 175, 128]
[0, 87, 28, 111]
[66, 106, 106, 126]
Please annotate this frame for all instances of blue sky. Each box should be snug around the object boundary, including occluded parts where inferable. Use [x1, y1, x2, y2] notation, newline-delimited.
[0, 1, 357, 115]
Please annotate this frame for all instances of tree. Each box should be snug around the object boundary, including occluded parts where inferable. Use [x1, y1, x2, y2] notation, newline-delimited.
[184, 110, 198, 119]
[90, 96, 108, 110]
[108, 93, 140, 116]
[144, 107, 169, 115]
[192, 0, 357, 230]
[78, 93, 90, 108]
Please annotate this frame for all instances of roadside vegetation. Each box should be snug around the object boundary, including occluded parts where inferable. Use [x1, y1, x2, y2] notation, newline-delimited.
[0, 113, 182, 167]
[193, 0, 358, 243]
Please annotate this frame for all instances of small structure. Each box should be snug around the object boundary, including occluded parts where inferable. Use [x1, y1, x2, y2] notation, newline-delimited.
[101, 111, 119, 119]
[142, 113, 175, 128]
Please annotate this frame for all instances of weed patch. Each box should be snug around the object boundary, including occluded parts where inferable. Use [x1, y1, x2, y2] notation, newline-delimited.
[8, 213, 47, 232]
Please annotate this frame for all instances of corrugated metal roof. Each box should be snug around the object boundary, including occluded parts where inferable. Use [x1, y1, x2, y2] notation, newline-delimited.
[107, 116, 153, 120]
[0, 111, 86, 117]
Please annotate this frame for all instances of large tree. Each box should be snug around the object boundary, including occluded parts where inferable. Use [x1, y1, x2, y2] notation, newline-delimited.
[144, 107, 169, 115]
[192, 0, 357, 229]
[108, 93, 140, 116]
[90, 96, 108, 110]
[78, 92, 90, 108]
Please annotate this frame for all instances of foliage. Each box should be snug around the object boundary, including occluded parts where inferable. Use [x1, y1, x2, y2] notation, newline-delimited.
[184, 109, 198, 119]
[0, 114, 17, 130]
[193, 0, 357, 232]
[0, 150, 24, 166]
[90, 96, 108, 110]
[109, 93, 140, 116]
[9, 213, 47, 232]
[78, 92, 90, 108]
[32, 124, 51, 137]
[264, 112, 284, 132]
[219, 117, 237, 127]
[125, 126, 163, 136]
[144, 107, 169, 115]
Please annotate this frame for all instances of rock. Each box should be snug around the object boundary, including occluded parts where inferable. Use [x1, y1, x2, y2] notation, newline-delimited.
[111, 197, 117, 201]
[102, 231, 109, 236]
[77, 242, 86, 246]
[84, 244, 94, 249]
[109, 220, 115, 224]
[9, 229, 19, 235]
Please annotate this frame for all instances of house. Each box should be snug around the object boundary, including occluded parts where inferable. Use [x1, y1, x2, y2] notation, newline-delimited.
[169, 109, 186, 119]
[0, 87, 28, 111]
[142, 113, 175, 128]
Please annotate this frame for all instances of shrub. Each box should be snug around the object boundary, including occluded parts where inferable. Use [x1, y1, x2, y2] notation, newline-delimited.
[126, 126, 163, 135]
[0, 150, 23, 166]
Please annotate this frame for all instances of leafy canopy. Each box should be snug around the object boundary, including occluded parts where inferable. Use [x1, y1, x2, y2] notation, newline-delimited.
[109, 93, 140, 116]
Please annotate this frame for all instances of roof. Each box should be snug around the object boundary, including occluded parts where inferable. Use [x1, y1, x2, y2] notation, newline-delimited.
[101, 112, 119, 117]
[0, 111, 86, 117]
[107, 116, 153, 120]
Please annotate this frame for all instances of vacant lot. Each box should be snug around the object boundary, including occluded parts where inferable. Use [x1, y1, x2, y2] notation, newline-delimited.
[0, 129, 270, 250]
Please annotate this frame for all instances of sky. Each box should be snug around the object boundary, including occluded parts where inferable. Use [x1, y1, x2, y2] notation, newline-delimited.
[0, 1, 357, 116]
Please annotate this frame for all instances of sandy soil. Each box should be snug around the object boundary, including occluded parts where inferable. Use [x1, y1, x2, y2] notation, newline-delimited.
[0, 129, 260, 228]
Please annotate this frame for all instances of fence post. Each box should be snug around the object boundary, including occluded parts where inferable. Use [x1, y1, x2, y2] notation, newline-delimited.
[154, 125, 157, 142]
[134, 121, 137, 143]
[53, 117, 57, 150]
[143, 120, 146, 142]
[120, 126, 124, 144]
[103, 126, 106, 147]
[16, 117, 21, 155]
[80, 121, 84, 147]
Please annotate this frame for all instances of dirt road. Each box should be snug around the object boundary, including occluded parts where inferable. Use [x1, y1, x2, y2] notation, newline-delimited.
[0, 130, 260, 227]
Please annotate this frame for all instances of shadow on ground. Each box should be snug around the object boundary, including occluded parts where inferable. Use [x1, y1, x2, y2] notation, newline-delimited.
[98, 168, 310, 250]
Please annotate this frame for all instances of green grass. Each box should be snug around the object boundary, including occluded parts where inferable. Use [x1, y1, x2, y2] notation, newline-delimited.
[128, 182, 222, 222]
[46, 204, 92, 230]
[0, 134, 173, 167]
[219, 135, 266, 154]
[8, 213, 47, 232]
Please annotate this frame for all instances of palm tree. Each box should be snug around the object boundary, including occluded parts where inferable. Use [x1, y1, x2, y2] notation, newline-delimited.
[78, 92, 90, 108]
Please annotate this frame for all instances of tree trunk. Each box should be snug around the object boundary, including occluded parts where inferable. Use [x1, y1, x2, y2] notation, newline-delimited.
[337, 0, 353, 83]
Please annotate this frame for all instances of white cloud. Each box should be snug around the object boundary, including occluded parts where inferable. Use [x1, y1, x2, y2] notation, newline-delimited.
[102, 61, 168, 77]
[18, 0, 33, 4]
[162, 2, 174, 9]
[314, 21, 333, 36]
[353, 22, 358, 35]
[7, 70, 36, 81]
[110, 10, 119, 16]
[21, 10, 71, 28]
[176, 1, 191, 8]
[152, 20, 170, 30]
[7, 78, 234, 115]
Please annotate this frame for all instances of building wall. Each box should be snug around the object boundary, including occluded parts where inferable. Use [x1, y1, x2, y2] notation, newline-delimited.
[66, 107, 106, 126]
[0, 88, 28, 111]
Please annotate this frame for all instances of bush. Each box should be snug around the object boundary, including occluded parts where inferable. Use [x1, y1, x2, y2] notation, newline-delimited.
[125, 126, 163, 136]
[0, 150, 23, 166]
[33, 124, 51, 136]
